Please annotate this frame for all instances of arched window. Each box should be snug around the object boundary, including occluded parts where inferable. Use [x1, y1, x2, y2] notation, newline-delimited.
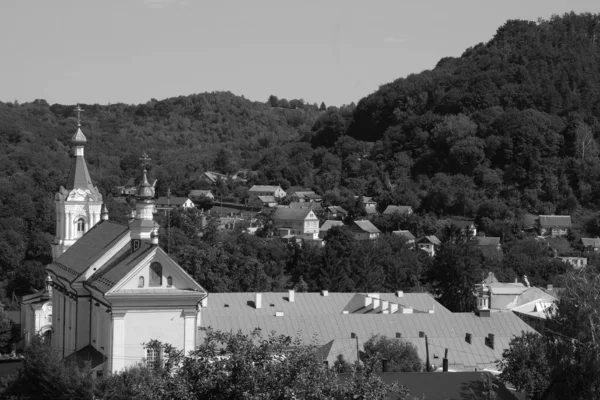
[138, 276, 145, 288]
[77, 218, 85, 233]
[149, 262, 162, 287]
[167, 276, 173, 287]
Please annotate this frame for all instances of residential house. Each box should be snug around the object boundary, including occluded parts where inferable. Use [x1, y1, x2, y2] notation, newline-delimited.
[349, 220, 381, 240]
[188, 190, 214, 201]
[155, 197, 195, 212]
[288, 190, 322, 203]
[289, 201, 322, 211]
[199, 291, 537, 372]
[249, 195, 278, 209]
[325, 206, 348, 220]
[558, 256, 587, 269]
[450, 219, 477, 237]
[474, 236, 501, 251]
[319, 220, 345, 239]
[360, 196, 378, 215]
[272, 207, 320, 240]
[538, 215, 571, 237]
[392, 230, 416, 247]
[231, 169, 251, 183]
[198, 171, 228, 185]
[112, 178, 137, 196]
[581, 237, 600, 252]
[417, 236, 441, 257]
[248, 185, 286, 203]
[383, 205, 413, 216]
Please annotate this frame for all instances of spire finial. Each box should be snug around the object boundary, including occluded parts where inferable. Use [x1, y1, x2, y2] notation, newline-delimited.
[139, 152, 151, 172]
[74, 105, 84, 128]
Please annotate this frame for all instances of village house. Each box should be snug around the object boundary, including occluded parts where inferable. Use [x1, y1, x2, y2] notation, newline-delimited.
[197, 171, 228, 185]
[231, 169, 251, 183]
[558, 256, 587, 269]
[417, 235, 441, 257]
[112, 178, 137, 197]
[40, 123, 207, 375]
[249, 195, 278, 209]
[581, 237, 600, 252]
[319, 220, 345, 239]
[383, 205, 413, 216]
[349, 220, 381, 240]
[248, 185, 287, 203]
[325, 205, 348, 220]
[450, 219, 477, 237]
[288, 190, 322, 203]
[188, 189, 214, 201]
[474, 236, 501, 251]
[288, 201, 322, 211]
[538, 215, 571, 237]
[272, 207, 320, 240]
[360, 196, 378, 214]
[392, 230, 416, 247]
[155, 196, 195, 212]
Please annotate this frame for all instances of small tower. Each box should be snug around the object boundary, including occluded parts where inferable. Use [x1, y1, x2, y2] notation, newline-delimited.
[51, 106, 103, 260]
[129, 153, 158, 252]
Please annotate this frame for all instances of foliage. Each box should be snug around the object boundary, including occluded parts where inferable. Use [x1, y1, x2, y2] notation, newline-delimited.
[362, 334, 423, 372]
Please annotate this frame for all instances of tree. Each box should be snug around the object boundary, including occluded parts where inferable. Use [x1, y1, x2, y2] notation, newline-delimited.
[319, 102, 327, 111]
[362, 334, 423, 372]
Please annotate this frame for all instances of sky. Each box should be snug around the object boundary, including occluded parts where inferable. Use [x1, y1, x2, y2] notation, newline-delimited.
[1, 0, 599, 107]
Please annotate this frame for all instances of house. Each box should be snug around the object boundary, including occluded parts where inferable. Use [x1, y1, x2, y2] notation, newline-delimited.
[249, 195, 278, 209]
[325, 206, 348, 220]
[272, 207, 320, 240]
[349, 220, 381, 240]
[538, 215, 571, 237]
[288, 201, 322, 211]
[392, 230, 416, 247]
[197, 171, 228, 185]
[41, 123, 206, 375]
[383, 205, 413, 216]
[319, 220, 345, 239]
[248, 185, 287, 203]
[231, 169, 251, 182]
[199, 291, 537, 372]
[581, 237, 600, 252]
[474, 236, 501, 251]
[288, 190, 322, 203]
[188, 190, 214, 201]
[155, 197, 195, 212]
[416, 235, 441, 257]
[450, 219, 477, 237]
[360, 196, 378, 214]
[112, 178, 137, 197]
[558, 256, 587, 269]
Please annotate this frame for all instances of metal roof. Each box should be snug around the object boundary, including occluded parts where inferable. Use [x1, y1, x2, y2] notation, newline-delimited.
[273, 207, 315, 221]
[351, 220, 381, 234]
[539, 215, 572, 228]
[383, 205, 412, 215]
[581, 238, 600, 247]
[249, 185, 282, 192]
[155, 197, 191, 206]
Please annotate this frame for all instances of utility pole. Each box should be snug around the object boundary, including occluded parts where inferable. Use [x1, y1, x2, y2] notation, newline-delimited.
[167, 187, 171, 254]
[425, 335, 431, 372]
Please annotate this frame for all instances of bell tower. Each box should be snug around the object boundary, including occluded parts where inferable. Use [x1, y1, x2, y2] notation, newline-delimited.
[129, 152, 158, 252]
[51, 106, 103, 260]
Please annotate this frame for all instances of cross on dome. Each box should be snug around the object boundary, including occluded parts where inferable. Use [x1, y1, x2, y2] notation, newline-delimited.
[74, 105, 84, 127]
[139, 152, 151, 171]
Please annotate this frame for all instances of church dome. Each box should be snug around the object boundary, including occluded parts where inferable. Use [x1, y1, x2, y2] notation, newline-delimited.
[71, 127, 87, 145]
[136, 169, 155, 199]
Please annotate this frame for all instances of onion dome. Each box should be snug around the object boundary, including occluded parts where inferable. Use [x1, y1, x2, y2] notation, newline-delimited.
[71, 127, 87, 145]
[136, 169, 155, 199]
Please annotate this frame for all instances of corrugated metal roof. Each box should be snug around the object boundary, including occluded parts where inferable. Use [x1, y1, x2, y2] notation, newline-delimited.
[539, 215, 572, 228]
[47, 221, 128, 283]
[581, 238, 600, 247]
[417, 236, 441, 245]
[273, 207, 315, 221]
[392, 230, 415, 240]
[249, 185, 281, 192]
[352, 220, 381, 233]
[383, 205, 412, 215]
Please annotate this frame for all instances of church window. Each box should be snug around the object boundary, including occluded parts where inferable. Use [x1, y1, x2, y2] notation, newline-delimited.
[167, 276, 173, 287]
[138, 276, 144, 288]
[149, 262, 162, 287]
[145, 347, 158, 368]
[77, 218, 85, 233]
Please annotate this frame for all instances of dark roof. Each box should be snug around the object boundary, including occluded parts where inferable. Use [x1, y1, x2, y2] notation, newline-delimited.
[327, 206, 348, 215]
[539, 215, 572, 228]
[273, 207, 315, 221]
[393, 230, 416, 240]
[156, 197, 191, 206]
[47, 221, 129, 284]
[383, 205, 412, 215]
[320, 220, 345, 231]
[339, 372, 519, 400]
[65, 345, 106, 369]
[475, 237, 501, 246]
[85, 243, 155, 294]
[351, 220, 381, 234]
[65, 154, 95, 191]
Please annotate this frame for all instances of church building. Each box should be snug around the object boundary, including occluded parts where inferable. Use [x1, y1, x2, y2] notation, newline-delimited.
[44, 112, 206, 374]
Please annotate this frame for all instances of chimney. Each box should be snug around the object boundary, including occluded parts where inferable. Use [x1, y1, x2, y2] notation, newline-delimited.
[390, 303, 398, 313]
[288, 289, 295, 303]
[442, 349, 449, 372]
[487, 333, 495, 349]
[364, 296, 373, 307]
[465, 333, 472, 344]
[321, 290, 329, 297]
[396, 332, 402, 338]
[396, 290, 404, 298]
[547, 284, 553, 291]
[275, 311, 284, 317]
[382, 358, 389, 372]
[419, 331, 425, 338]
[373, 298, 381, 309]
[351, 332, 357, 339]
[255, 293, 262, 309]
[523, 275, 530, 288]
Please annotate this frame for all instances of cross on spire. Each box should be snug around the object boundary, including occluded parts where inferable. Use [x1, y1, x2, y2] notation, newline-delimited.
[139, 152, 151, 171]
[74, 105, 84, 127]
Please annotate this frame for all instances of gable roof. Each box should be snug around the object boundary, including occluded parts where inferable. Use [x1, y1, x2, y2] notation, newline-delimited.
[289, 201, 322, 210]
[273, 207, 315, 221]
[392, 230, 415, 240]
[581, 238, 600, 248]
[326, 206, 348, 214]
[156, 197, 191, 206]
[475, 237, 501, 246]
[417, 235, 441, 245]
[47, 220, 129, 284]
[257, 195, 277, 203]
[351, 220, 381, 234]
[539, 215, 572, 228]
[320, 220, 345, 231]
[249, 185, 282, 193]
[383, 205, 412, 215]
[188, 190, 212, 197]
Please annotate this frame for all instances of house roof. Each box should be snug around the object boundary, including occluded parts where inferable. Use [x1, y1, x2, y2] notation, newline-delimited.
[539, 215, 572, 228]
[202, 171, 228, 182]
[475, 237, 501, 246]
[383, 205, 412, 215]
[392, 230, 416, 240]
[320, 220, 345, 231]
[581, 238, 600, 248]
[249, 185, 282, 193]
[289, 201, 322, 210]
[417, 235, 441, 245]
[326, 206, 348, 214]
[155, 197, 191, 206]
[273, 207, 315, 221]
[257, 196, 277, 203]
[351, 220, 381, 234]
[290, 191, 317, 198]
[188, 190, 212, 196]
[47, 220, 129, 284]
[200, 292, 536, 369]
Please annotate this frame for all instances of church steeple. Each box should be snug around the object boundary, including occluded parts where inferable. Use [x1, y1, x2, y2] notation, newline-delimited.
[51, 106, 103, 261]
[129, 152, 158, 248]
